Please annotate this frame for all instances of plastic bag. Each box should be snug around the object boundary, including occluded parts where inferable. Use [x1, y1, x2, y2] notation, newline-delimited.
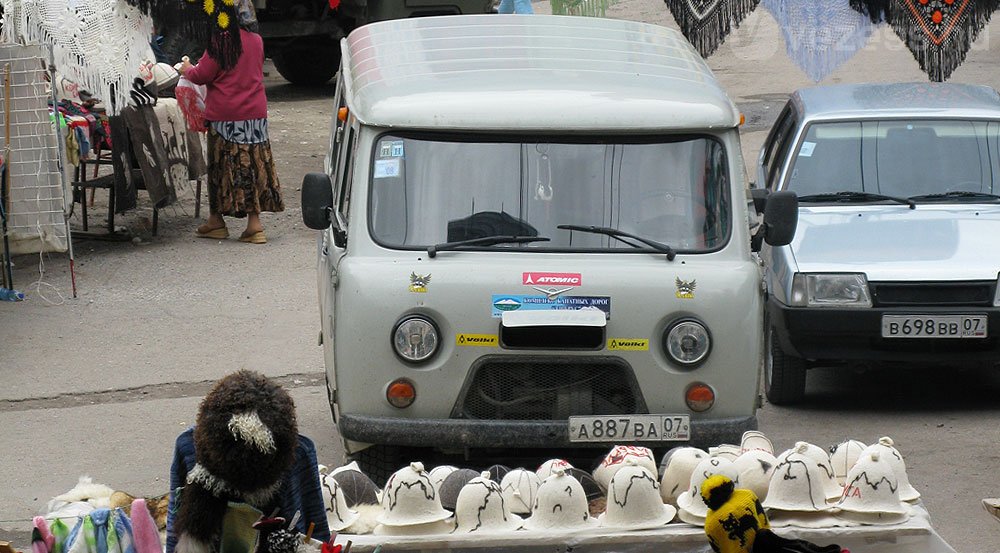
[174, 76, 207, 132]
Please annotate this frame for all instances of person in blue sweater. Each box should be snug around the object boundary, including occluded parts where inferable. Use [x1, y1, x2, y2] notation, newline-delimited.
[166, 371, 330, 553]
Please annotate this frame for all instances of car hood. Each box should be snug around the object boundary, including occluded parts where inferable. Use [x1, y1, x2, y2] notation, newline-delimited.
[790, 205, 1000, 281]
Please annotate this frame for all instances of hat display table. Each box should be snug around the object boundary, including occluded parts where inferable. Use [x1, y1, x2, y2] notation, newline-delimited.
[330, 504, 956, 553]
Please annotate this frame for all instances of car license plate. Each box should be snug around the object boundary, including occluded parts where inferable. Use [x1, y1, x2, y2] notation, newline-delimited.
[568, 415, 690, 442]
[881, 315, 987, 338]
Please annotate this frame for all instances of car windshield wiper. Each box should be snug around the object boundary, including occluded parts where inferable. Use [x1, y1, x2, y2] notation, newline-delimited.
[557, 224, 677, 261]
[427, 235, 550, 258]
[907, 190, 1000, 202]
[797, 191, 915, 209]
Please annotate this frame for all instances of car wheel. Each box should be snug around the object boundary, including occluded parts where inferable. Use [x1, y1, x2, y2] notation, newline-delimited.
[352, 444, 403, 488]
[764, 325, 807, 405]
[272, 38, 340, 85]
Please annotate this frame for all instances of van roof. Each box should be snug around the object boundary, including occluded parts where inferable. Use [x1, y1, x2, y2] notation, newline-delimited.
[341, 15, 740, 132]
[792, 83, 1000, 122]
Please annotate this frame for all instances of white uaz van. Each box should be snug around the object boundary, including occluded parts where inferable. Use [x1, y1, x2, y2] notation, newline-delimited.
[301, 14, 797, 480]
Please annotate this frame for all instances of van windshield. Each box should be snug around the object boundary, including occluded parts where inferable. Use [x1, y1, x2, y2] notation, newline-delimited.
[368, 135, 731, 252]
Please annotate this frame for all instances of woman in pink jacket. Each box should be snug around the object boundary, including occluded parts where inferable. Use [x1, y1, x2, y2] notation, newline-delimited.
[179, 0, 282, 244]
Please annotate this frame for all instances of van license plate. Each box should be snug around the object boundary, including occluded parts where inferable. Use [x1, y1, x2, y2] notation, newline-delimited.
[568, 415, 690, 442]
[881, 315, 987, 338]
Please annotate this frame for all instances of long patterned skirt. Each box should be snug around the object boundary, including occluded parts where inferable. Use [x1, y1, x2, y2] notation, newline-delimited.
[207, 127, 284, 217]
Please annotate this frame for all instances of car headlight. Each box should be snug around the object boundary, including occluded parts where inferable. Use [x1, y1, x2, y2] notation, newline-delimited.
[791, 273, 872, 308]
[392, 316, 440, 363]
[664, 320, 711, 366]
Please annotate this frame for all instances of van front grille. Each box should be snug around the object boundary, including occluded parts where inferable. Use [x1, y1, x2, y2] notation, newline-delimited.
[453, 356, 646, 421]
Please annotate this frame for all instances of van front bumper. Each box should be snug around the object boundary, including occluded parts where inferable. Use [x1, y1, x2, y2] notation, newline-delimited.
[338, 414, 756, 450]
[768, 298, 1000, 362]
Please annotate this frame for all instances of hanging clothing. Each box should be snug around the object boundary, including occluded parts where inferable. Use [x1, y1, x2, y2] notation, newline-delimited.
[121, 105, 178, 208]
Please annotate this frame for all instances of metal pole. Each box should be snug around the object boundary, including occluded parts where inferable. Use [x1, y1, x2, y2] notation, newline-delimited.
[2, 62, 13, 289]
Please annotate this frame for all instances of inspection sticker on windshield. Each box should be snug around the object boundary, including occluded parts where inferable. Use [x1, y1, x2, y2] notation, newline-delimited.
[374, 159, 400, 178]
[491, 295, 610, 319]
[798, 141, 816, 157]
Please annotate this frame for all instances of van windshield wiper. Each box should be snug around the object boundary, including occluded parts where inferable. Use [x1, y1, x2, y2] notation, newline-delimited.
[797, 191, 915, 209]
[427, 235, 550, 258]
[907, 190, 1000, 202]
[557, 224, 677, 261]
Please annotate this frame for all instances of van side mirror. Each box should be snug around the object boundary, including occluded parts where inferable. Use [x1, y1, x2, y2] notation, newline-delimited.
[302, 172, 348, 248]
[762, 190, 798, 247]
[750, 188, 768, 215]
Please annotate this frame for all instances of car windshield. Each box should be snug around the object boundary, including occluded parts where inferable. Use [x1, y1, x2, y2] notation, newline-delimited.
[368, 134, 731, 252]
[785, 119, 996, 198]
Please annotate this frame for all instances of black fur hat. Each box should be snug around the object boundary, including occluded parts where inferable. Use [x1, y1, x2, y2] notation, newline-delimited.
[175, 370, 298, 553]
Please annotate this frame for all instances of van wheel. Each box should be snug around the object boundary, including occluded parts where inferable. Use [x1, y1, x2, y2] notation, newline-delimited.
[764, 325, 807, 405]
[352, 445, 403, 488]
[272, 38, 339, 85]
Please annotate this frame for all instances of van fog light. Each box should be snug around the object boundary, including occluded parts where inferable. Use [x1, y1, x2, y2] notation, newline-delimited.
[392, 316, 439, 363]
[387, 379, 416, 408]
[685, 383, 715, 412]
[664, 320, 711, 366]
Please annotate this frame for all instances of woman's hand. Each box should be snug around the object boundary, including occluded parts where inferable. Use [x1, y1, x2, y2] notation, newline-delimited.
[176, 56, 193, 75]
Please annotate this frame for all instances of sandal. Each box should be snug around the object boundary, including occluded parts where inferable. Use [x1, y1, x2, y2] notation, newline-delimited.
[239, 230, 267, 244]
[196, 223, 229, 239]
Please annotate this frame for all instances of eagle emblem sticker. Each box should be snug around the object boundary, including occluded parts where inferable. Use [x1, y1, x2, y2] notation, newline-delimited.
[409, 272, 431, 293]
[675, 277, 696, 299]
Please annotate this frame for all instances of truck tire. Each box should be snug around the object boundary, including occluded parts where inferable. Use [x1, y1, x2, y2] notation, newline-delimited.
[764, 325, 807, 405]
[352, 445, 403, 488]
[272, 38, 340, 85]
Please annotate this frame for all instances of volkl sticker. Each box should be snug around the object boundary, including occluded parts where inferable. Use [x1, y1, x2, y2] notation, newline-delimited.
[607, 338, 649, 351]
[523, 272, 582, 286]
[456, 334, 498, 347]
[491, 294, 611, 319]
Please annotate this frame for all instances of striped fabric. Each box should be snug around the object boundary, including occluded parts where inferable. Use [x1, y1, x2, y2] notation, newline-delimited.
[165, 428, 331, 553]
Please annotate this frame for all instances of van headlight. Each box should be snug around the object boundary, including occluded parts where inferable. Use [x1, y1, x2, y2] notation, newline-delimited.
[664, 320, 711, 366]
[791, 273, 872, 308]
[392, 316, 440, 363]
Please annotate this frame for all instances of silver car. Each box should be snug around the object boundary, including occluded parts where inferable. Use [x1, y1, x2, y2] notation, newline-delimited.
[758, 82, 1000, 405]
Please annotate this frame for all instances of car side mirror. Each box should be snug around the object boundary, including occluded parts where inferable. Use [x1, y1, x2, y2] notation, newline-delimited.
[302, 172, 347, 247]
[762, 190, 798, 247]
[750, 188, 768, 215]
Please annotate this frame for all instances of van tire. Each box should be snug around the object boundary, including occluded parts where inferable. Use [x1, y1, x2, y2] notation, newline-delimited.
[272, 38, 340, 85]
[352, 445, 403, 488]
[764, 325, 807, 405]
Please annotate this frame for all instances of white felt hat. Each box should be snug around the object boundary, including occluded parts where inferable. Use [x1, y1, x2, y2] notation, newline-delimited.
[837, 450, 910, 525]
[732, 449, 777, 502]
[659, 447, 708, 506]
[830, 440, 868, 487]
[740, 430, 775, 455]
[676, 457, 738, 522]
[377, 462, 453, 526]
[500, 468, 541, 515]
[708, 444, 741, 461]
[320, 473, 360, 531]
[599, 461, 676, 530]
[535, 458, 573, 481]
[862, 437, 920, 502]
[454, 472, 523, 533]
[777, 441, 841, 502]
[523, 468, 596, 531]
[428, 465, 458, 492]
[763, 452, 837, 513]
[593, 445, 658, 492]
[373, 519, 454, 536]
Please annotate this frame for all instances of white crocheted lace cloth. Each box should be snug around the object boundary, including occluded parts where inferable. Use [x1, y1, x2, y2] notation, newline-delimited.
[0, 0, 155, 114]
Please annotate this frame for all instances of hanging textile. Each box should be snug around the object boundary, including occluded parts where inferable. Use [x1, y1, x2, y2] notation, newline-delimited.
[850, 0, 1000, 81]
[0, 0, 156, 114]
[662, 0, 761, 57]
[763, 0, 876, 82]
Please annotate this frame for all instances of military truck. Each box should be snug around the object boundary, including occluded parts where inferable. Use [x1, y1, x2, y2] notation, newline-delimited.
[161, 0, 495, 85]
